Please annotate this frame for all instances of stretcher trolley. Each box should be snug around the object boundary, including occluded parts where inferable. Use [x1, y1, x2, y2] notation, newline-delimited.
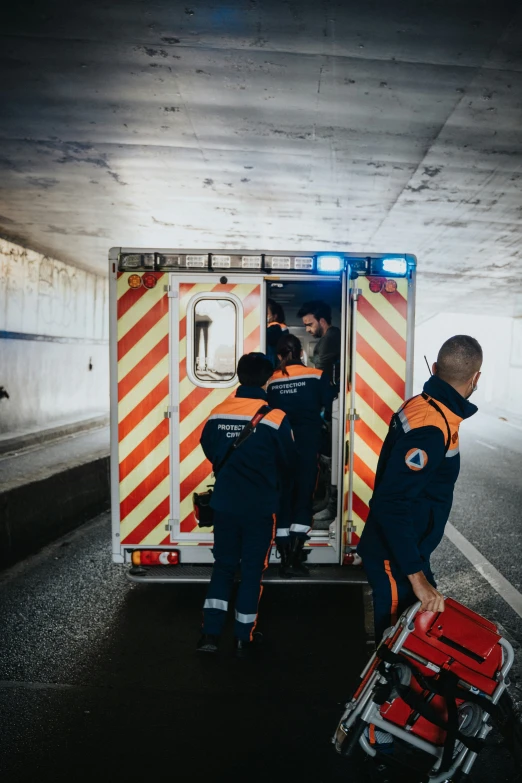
[333, 598, 516, 782]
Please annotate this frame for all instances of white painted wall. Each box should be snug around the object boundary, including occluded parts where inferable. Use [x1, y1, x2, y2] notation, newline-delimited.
[413, 312, 522, 418]
[0, 239, 109, 435]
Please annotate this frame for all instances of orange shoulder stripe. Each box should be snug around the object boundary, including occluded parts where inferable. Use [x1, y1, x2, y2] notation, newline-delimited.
[398, 395, 462, 439]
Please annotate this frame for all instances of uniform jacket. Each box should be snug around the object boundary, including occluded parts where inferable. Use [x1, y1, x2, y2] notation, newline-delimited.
[266, 362, 336, 438]
[357, 374, 477, 576]
[200, 386, 297, 516]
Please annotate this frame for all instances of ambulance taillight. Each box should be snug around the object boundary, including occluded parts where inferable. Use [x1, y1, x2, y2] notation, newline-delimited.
[132, 550, 180, 566]
[142, 272, 158, 289]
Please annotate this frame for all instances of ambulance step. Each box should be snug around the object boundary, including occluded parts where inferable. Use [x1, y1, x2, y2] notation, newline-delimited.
[126, 564, 367, 584]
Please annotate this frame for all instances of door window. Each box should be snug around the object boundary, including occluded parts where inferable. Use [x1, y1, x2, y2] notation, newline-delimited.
[188, 295, 241, 386]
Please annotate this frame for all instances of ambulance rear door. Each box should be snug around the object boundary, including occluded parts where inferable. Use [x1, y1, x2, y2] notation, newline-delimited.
[343, 256, 416, 555]
[167, 273, 264, 550]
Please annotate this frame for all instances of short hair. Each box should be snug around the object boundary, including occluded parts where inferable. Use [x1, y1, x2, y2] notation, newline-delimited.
[237, 352, 273, 387]
[296, 300, 332, 324]
[267, 298, 285, 324]
[436, 336, 483, 384]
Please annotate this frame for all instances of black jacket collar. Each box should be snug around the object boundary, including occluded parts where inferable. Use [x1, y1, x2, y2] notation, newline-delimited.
[235, 385, 268, 401]
[423, 375, 477, 420]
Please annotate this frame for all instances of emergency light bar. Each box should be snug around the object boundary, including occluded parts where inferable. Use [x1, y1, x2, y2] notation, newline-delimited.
[382, 257, 407, 276]
[317, 255, 344, 273]
[117, 251, 415, 276]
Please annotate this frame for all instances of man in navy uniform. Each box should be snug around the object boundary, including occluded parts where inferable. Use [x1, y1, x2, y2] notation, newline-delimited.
[358, 335, 483, 644]
[197, 352, 297, 657]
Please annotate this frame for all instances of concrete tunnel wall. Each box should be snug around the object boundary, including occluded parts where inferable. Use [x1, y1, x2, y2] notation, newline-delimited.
[0, 238, 109, 436]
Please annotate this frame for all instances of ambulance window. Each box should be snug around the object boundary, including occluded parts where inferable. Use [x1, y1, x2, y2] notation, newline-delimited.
[191, 297, 239, 385]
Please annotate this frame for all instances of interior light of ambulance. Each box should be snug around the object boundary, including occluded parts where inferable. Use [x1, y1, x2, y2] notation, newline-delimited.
[128, 274, 142, 289]
[142, 272, 158, 289]
[270, 256, 291, 269]
[241, 255, 262, 268]
[317, 255, 344, 273]
[131, 550, 179, 566]
[211, 255, 231, 268]
[186, 255, 208, 268]
[384, 279, 398, 293]
[382, 257, 407, 276]
[294, 257, 314, 270]
[369, 278, 384, 293]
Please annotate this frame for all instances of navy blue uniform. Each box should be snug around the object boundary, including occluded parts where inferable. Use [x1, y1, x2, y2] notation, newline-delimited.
[357, 375, 477, 639]
[267, 363, 336, 540]
[200, 386, 296, 640]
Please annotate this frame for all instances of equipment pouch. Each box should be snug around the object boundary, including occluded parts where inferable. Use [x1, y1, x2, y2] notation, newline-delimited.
[193, 488, 214, 527]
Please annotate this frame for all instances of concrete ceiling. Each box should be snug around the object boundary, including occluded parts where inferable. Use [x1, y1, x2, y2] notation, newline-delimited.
[1, 0, 521, 318]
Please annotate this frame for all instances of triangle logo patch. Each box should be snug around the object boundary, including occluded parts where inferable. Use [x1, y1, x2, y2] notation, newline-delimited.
[405, 448, 428, 471]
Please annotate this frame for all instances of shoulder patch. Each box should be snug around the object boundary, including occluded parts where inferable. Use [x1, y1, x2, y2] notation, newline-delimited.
[405, 448, 428, 471]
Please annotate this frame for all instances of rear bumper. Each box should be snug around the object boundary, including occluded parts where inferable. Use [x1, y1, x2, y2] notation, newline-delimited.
[126, 563, 367, 585]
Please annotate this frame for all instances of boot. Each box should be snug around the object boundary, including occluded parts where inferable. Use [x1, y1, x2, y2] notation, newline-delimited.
[276, 539, 292, 577]
[196, 634, 220, 654]
[313, 485, 338, 529]
[287, 537, 310, 577]
[234, 632, 263, 659]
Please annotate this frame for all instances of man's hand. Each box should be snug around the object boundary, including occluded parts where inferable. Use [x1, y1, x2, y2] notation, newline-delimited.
[407, 571, 445, 614]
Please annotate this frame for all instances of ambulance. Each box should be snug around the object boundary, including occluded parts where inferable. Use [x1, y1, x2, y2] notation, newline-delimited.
[109, 248, 416, 584]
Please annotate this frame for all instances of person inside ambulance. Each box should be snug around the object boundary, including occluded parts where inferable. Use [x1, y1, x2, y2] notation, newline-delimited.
[358, 335, 483, 644]
[297, 299, 341, 385]
[267, 333, 336, 577]
[297, 299, 342, 526]
[266, 298, 288, 368]
[197, 352, 297, 657]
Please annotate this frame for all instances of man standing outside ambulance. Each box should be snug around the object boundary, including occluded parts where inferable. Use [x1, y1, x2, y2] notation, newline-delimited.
[358, 335, 483, 642]
[197, 352, 297, 657]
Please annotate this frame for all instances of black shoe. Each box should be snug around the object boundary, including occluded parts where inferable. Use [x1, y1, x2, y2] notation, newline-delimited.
[196, 634, 220, 654]
[276, 540, 292, 577]
[234, 632, 263, 659]
[286, 537, 310, 577]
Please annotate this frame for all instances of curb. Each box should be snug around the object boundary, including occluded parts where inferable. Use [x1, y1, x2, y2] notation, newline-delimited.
[0, 456, 110, 569]
[0, 415, 110, 456]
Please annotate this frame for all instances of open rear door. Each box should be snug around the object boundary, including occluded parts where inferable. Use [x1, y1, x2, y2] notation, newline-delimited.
[168, 275, 264, 542]
[343, 271, 414, 553]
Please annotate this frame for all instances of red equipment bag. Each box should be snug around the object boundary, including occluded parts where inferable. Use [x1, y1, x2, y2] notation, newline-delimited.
[334, 598, 515, 782]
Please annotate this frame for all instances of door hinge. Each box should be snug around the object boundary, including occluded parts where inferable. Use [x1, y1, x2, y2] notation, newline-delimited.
[164, 405, 179, 419]
[348, 408, 360, 421]
[165, 518, 179, 532]
[164, 285, 179, 298]
[351, 287, 362, 302]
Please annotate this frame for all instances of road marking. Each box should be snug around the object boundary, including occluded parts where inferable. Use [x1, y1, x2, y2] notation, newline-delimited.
[503, 420, 522, 432]
[475, 439, 497, 451]
[445, 522, 522, 620]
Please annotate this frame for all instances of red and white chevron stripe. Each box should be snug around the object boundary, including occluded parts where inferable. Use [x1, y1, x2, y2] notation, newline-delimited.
[345, 277, 409, 546]
[117, 273, 170, 546]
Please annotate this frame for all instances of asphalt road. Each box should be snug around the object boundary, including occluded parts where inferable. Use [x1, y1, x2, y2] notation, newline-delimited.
[0, 410, 520, 782]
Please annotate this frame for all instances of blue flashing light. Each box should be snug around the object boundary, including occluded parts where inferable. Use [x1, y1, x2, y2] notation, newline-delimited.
[382, 257, 407, 276]
[317, 254, 344, 273]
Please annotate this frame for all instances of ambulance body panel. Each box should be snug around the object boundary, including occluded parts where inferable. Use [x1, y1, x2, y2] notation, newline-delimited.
[109, 249, 416, 581]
